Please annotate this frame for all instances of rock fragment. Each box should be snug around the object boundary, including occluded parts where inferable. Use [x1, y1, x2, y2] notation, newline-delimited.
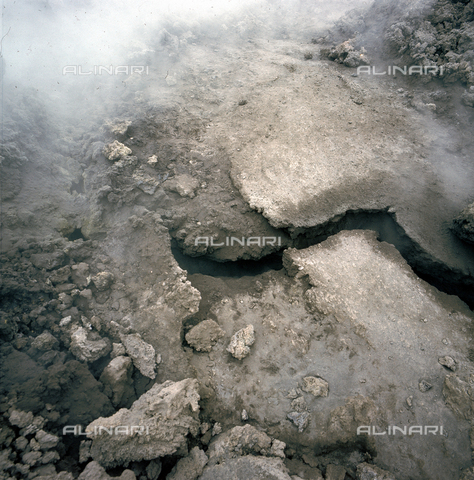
[227, 324, 255, 360]
[167, 446, 208, 480]
[99, 356, 134, 407]
[91, 271, 115, 291]
[165, 174, 199, 198]
[356, 462, 396, 479]
[438, 355, 457, 371]
[70, 327, 112, 363]
[87, 378, 200, 467]
[120, 333, 157, 379]
[326, 464, 346, 480]
[78, 461, 136, 480]
[185, 319, 225, 352]
[418, 380, 432, 392]
[103, 141, 132, 162]
[287, 412, 309, 433]
[442, 374, 473, 420]
[301, 376, 329, 397]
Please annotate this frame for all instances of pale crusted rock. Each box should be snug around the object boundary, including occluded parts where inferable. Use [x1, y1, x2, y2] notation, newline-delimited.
[120, 333, 156, 379]
[87, 379, 200, 467]
[70, 327, 112, 363]
[31, 332, 59, 351]
[227, 324, 255, 360]
[185, 320, 225, 352]
[99, 356, 134, 407]
[103, 141, 132, 162]
[301, 376, 329, 397]
[9, 410, 34, 429]
[35, 430, 59, 450]
[91, 271, 115, 291]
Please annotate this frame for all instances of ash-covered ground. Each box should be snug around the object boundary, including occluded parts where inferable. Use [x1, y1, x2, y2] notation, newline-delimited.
[1, 0, 474, 479]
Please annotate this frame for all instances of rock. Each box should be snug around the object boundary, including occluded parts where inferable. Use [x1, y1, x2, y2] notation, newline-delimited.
[206, 425, 286, 466]
[103, 141, 132, 162]
[78, 461, 136, 480]
[87, 378, 200, 467]
[99, 356, 134, 407]
[91, 272, 115, 291]
[301, 376, 329, 397]
[212, 423, 222, 436]
[442, 374, 473, 420]
[241, 409, 248, 421]
[226, 324, 255, 360]
[14, 436, 28, 451]
[22, 450, 42, 466]
[167, 446, 208, 480]
[290, 397, 308, 413]
[70, 327, 112, 363]
[418, 380, 432, 392]
[41, 450, 60, 464]
[30, 252, 67, 271]
[111, 343, 126, 358]
[31, 332, 59, 351]
[326, 464, 346, 480]
[461, 90, 474, 108]
[438, 355, 457, 371]
[165, 174, 199, 198]
[287, 412, 309, 433]
[9, 410, 34, 429]
[185, 320, 225, 352]
[79, 440, 92, 463]
[120, 333, 156, 379]
[198, 455, 292, 480]
[356, 462, 396, 480]
[460, 466, 474, 480]
[35, 430, 59, 450]
[71, 263, 90, 287]
[452, 202, 474, 245]
[146, 460, 162, 480]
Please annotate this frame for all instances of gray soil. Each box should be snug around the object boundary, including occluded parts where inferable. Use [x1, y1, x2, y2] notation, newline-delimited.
[1, 0, 474, 479]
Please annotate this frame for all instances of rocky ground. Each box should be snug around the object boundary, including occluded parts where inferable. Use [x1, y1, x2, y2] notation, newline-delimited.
[1, 0, 474, 479]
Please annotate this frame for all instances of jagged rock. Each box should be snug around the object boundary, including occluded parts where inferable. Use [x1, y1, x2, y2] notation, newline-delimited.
[120, 333, 156, 379]
[438, 356, 457, 371]
[206, 425, 286, 466]
[87, 378, 200, 467]
[185, 320, 225, 352]
[167, 447, 208, 480]
[165, 174, 199, 198]
[326, 464, 346, 480]
[35, 430, 59, 450]
[226, 325, 255, 360]
[79, 441, 92, 464]
[78, 461, 135, 480]
[70, 327, 112, 363]
[41, 451, 60, 464]
[22, 450, 42, 466]
[356, 462, 396, 480]
[9, 410, 34, 429]
[290, 396, 307, 413]
[418, 380, 432, 392]
[14, 436, 28, 451]
[198, 455, 292, 480]
[91, 272, 115, 291]
[452, 202, 474, 245]
[443, 374, 473, 420]
[31, 332, 59, 351]
[99, 356, 134, 407]
[103, 141, 132, 162]
[71, 263, 90, 287]
[301, 376, 329, 397]
[287, 412, 309, 433]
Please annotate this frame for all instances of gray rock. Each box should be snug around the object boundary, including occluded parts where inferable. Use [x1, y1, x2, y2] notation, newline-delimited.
[301, 376, 329, 397]
[146, 460, 162, 480]
[14, 436, 28, 451]
[120, 333, 156, 379]
[71, 263, 90, 287]
[30, 252, 67, 271]
[111, 343, 126, 358]
[99, 356, 134, 407]
[356, 462, 396, 480]
[206, 425, 285, 466]
[326, 464, 346, 480]
[70, 327, 112, 363]
[22, 450, 42, 466]
[438, 355, 457, 371]
[31, 332, 59, 351]
[287, 412, 309, 433]
[185, 320, 225, 352]
[461, 466, 474, 480]
[35, 430, 59, 450]
[198, 455, 292, 480]
[91, 272, 115, 291]
[418, 380, 432, 392]
[41, 451, 60, 464]
[165, 174, 199, 198]
[226, 324, 255, 360]
[87, 378, 200, 467]
[79, 440, 92, 464]
[9, 410, 34, 429]
[167, 447, 208, 480]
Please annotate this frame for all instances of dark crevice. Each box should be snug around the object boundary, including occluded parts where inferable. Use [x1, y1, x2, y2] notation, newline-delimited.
[70, 176, 85, 194]
[171, 209, 474, 310]
[67, 228, 86, 241]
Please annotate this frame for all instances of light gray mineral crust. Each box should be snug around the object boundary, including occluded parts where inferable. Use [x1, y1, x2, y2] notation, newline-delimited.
[87, 378, 200, 467]
[301, 376, 329, 397]
[185, 319, 225, 352]
[120, 333, 156, 379]
[226, 324, 255, 360]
